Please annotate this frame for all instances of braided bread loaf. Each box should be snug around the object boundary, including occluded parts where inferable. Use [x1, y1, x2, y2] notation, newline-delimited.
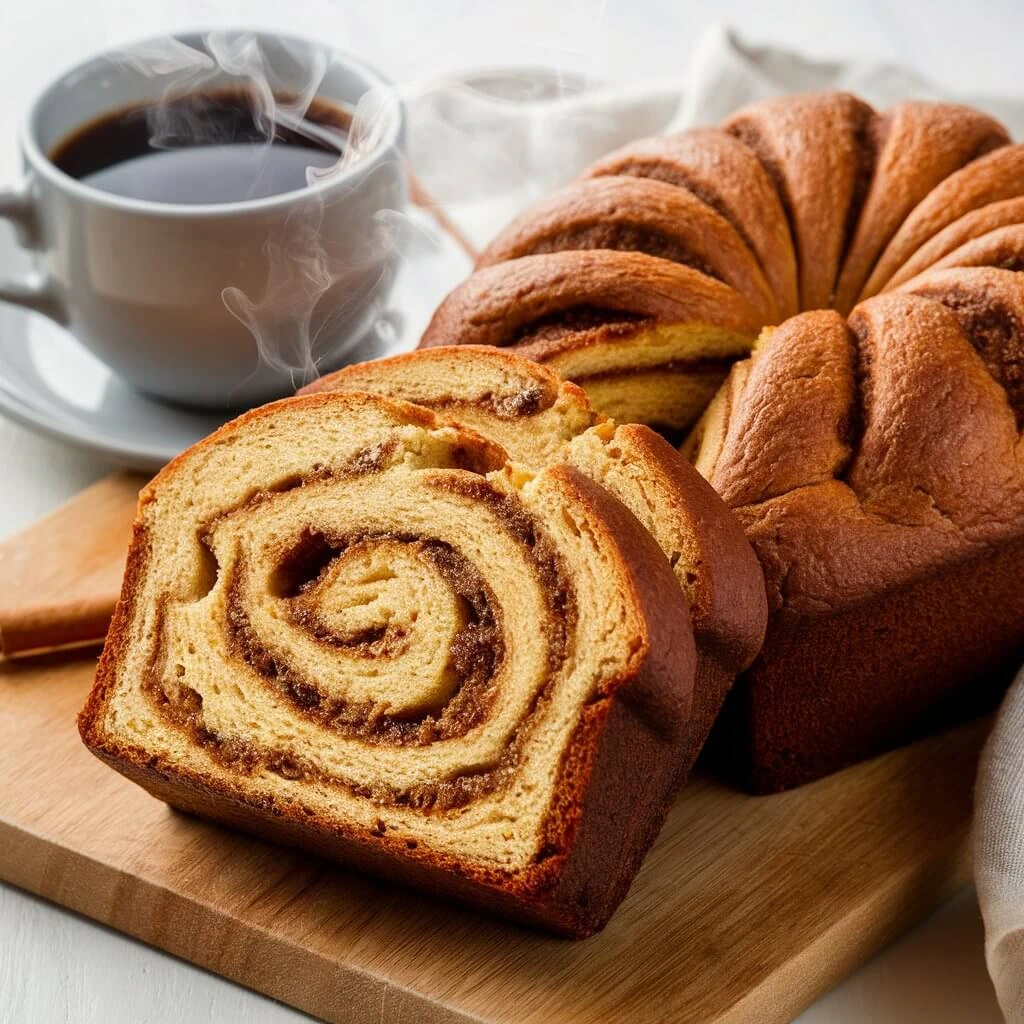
[420, 93, 1014, 434]
[80, 353, 766, 935]
[687, 269, 1024, 791]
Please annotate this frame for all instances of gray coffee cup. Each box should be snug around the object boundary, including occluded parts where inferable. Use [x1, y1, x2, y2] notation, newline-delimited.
[0, 31, 407, 408]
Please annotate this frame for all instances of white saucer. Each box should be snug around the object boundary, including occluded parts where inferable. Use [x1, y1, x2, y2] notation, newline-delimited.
[0, 207, 471, 471]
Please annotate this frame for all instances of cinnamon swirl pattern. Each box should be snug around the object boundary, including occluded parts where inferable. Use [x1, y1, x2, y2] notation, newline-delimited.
[80, 390, 705, 936]
[421, 93, 1019, 432]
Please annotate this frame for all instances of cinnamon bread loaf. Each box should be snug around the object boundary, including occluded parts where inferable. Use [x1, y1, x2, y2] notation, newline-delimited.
[80, 375, 765, 935]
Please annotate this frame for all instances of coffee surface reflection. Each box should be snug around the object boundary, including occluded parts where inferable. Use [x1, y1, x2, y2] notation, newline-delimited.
[50, 88, 350, 204]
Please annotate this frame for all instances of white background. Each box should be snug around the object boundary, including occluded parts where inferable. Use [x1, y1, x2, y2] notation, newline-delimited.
[0, 1, 1017, 1020]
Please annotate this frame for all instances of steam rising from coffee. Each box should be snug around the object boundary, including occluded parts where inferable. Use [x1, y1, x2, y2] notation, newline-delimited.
[112, 32, 428, 392]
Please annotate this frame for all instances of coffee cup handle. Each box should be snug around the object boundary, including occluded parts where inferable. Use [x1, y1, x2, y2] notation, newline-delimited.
[0, 182, 68, 324]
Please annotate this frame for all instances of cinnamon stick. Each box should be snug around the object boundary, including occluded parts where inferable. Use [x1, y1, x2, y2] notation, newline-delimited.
[0, 472, 142, 659]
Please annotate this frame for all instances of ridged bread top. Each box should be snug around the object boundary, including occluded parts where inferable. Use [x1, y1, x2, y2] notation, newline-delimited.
[419, 92, 1022, 434]
[687, 270, 1024, 616]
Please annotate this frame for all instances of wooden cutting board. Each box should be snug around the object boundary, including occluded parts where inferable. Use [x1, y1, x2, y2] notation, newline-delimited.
[0, 478, 988, 1024]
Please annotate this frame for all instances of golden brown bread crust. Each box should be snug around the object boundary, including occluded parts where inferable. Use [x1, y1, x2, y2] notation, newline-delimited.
[79, 392, 703, 937]
[725, 294, 1023, 614]
[603, 424, 765, 770]
[690, 289, 1024, 788]
[895, 266, 1024, 426]
[714, 535, 1024, 792]
[833, 101, 1009, 312]
[299, 347, 768, 776]
[420, 249, 762, 354]
[688, 314, 855, 509]
[897, 224, 1024, 283]
[863, 144, 1024, 296]
[475, 176, 779, 324]
[723, 91, 878, 312]
[884, 197, 1024, 290]
[583, 126, 799, 319]
[600, 424, 765, 673]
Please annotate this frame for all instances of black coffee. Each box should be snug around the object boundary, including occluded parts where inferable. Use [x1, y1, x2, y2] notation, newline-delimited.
[50, 88, 351, 204]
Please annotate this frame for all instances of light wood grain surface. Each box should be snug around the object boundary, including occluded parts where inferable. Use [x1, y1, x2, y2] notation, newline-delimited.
[0, 473, 141, 656]
[0, 646, 990, 1024]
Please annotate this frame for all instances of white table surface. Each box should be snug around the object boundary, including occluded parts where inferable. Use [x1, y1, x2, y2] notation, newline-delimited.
[0, 1, 1016, 1020]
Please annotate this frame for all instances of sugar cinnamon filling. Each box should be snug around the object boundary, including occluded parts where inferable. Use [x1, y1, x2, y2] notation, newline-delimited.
[144, 655, 532, 812]
[395, 385, 552, 421]
[226, 532, 505, 743]
[510, 306, 649, 349]
[936, 290, 1024, 426]
[993, 253, 1024, 273]
[570, 356, 738, 384]
[141, 472, 579, 813]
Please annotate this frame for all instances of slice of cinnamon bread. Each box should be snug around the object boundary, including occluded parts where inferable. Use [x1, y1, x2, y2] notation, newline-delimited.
[81, 390, 718, 936]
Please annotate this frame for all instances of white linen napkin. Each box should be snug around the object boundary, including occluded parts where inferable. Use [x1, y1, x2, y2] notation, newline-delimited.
[977, 668, 1024, 1023]
[406, 25, 1024, 1020]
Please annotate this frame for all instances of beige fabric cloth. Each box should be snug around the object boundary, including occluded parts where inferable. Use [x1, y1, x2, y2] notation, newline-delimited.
[407, 24, 1024, 1020]
[977, 668, 1024, 1023]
